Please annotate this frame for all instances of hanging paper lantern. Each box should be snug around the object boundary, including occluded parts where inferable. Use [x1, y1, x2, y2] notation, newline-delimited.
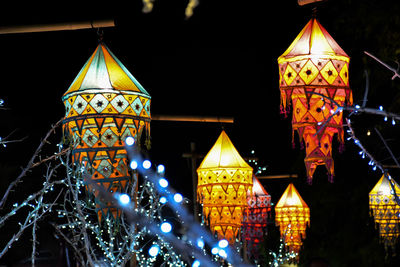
[62, 43, 151, 222]
[369, 174, 400, 252]
[197, 130, 253, 244]
[278, 18, 353, 183]
[242, 175, 271, 259]
[275, 183, 310, 256]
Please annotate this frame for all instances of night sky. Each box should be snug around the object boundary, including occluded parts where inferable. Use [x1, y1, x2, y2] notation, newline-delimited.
[1, 0, 400, 265]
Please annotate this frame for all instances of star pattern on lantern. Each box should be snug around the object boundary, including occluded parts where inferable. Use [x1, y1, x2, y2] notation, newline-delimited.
[63, 43, 151, 222]
[197, 130, 253, 244]
[278, 18, 352, 183]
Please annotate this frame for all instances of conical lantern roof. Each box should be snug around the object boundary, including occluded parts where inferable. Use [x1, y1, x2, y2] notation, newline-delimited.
[248, 175, 268, 197]
[197, 130, 252, 171]
[370, 174, 400, 198]
[276, 183, 308, 208]
[278, 18, 349, 64]
[63, 43, 150, 99]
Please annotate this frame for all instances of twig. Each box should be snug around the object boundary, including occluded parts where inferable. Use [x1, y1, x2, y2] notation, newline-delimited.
[364, 51, 400, 80]
[0, 118, 63, 209]
[345, 119, 400, 205]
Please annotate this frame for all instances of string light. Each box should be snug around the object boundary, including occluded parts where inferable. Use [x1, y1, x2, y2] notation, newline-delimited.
[125, 136, 135, 146]
[130, 160, 138, 170]
[160, 222, 172, 233]
[173, 193, 183, 203]
[158, 178, 169, 188]
[149, 245, 160, 257]
[118, 194, 130, 206]
[143, 160, 152, 169]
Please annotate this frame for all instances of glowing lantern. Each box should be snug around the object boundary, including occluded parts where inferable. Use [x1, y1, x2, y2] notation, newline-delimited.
[242, 175, 271, 259]
[197, 130, 253, 244]
[278, 18, 353, 183]
[62, 43, 151, 222]
[369, 174, 400, 252]
[275, 183, 310, 256]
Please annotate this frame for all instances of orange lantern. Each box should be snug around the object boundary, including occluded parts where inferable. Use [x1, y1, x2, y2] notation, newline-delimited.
[242, 175, 271, 259]
[197, 130, 253, 244]
[275, 183, 310, 256]
[278, 18, 353, 183]
[62, 43, 151, 222]
[369, 174, 400, 252]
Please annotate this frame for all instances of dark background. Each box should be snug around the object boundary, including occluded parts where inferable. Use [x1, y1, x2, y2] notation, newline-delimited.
[1, 0, 400, 266]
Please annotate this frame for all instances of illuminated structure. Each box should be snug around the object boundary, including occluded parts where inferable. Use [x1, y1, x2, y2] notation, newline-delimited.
[242, 175, 271, 259]
[197, 130, 253, 244]
[278, 18, 352, 183]
[369, 174, 400, 252]
[275, 183, 310, 256]
[62, 43, 151, 221]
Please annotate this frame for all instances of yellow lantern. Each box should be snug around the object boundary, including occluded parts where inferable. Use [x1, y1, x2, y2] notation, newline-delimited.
[197, 130, 253, 244]
[278, 18, 353, 183]
[62, 43, 151, 222]
[369, 174, 400, 252]
[275, 183, 310, 256]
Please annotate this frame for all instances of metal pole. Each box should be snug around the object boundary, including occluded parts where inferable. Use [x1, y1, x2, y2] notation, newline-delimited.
[152, 114, 234, 123]
[190, 143, 200, 222]
[257, 174, 298, 179]
[0, 19, 115, 34]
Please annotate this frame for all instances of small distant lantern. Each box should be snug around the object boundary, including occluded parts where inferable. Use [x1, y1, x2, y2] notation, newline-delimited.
[242, 175, 271, 259]
[275, 183, 310, 256]
[278, 18, 352, 183]
[369, 174, 400, 253]
[62, 43, 151, 222]
[197, 130, 253, 244]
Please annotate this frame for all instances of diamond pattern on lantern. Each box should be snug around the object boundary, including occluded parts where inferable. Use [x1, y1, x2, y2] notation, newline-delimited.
[110, 94, 129, 113]
[321, 61, 338, 85]
[293, 98, 308, 123]
[131, 97, 143, 115]
[299, 60, 319, 84]
[82, 129, 99, 147]
[339, 63, 349, 85]
[143, 98, 151, 116]
[283, 64, 297, 86]
[89, 94, 109, 113]
[97, 159, 113, 178]
[101, 128, 118, 147]
[72, 95, 88, 115]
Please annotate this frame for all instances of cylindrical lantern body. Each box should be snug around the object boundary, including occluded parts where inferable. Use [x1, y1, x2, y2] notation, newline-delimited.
[62, 43, 151, 222]
[369, 174, 400, 252]
[242, 175, 271, 259]
[197, 131, 253, 244]
[278, 18, 352, 183]
[275, 183, 310, 256]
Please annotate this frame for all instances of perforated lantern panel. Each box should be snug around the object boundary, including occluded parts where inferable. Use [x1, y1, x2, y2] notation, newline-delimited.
[197, 131, 253, 244]
[275, 184, 310, 256]
[369, 175, 400, 251]
[63, 43, 151, 222]
[278, 18, 352, 182]
[242, 176, 271, 258]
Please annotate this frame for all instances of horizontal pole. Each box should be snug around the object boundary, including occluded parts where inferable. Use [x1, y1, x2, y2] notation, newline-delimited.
[0, 19, 115, 34]
[257, 174, 298, 179]
[152, 114, 234, 123]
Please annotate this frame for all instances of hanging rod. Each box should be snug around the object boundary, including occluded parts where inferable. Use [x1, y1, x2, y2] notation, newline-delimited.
[0, 19, 115, 34]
